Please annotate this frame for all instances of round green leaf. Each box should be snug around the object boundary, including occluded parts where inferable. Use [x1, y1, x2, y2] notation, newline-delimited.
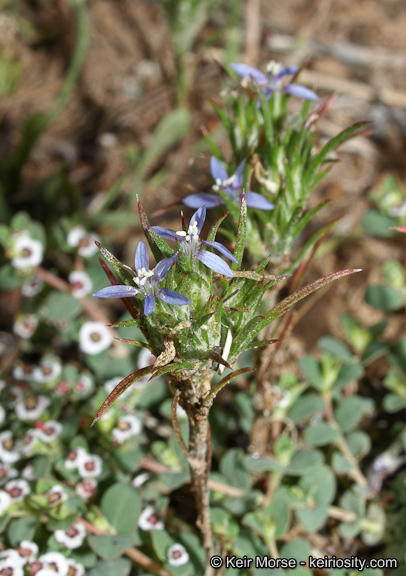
[365, 284, 405, 312]
[335, 396, 374, 432]
[88, 558, 131, 576]
[87, 535, 134, 561]
[101, 484, 140, 534]
[288, 395, 326, 423]
[346, 431, 371, 459]
[42, 292, 82, 322]
[304, 422, 339, 446]
[286, 449, 324, 475]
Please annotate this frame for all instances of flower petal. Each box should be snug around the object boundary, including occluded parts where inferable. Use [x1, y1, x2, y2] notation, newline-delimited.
[135, 241, 149, 272]
[150, 226, 177, 241]
[182, 193, 223, 209]
[233, 159, 246, 189]
[93, 285, 139, 298]
[157, 288, 191, 307]
[195, 250, 234, 277]
[277, 65, 298, 78]
[144, 294, 156, 316]
[244, 192, 275, 210]
[154, 254, 177, 282]
[284, 83, 319, 101]
[230, 63, 268, 85]
[201, 240, 238, 263]
[210, 156, 229, 183]
[190, 206, 206, 235]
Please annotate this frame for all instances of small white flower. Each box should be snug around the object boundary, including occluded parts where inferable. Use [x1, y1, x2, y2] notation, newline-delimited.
[67, 226, 86, 247]
[132, 472, 149, 488]
[176, 404, 187, 420]
[21, 275, 44, 297]
[272, 386, 291, 409]
[55, 380, 71, 395]
[66, 226, 99, 257]
[0, 549, 26, 566]
[13, 314, 38, 339]
[46, 484, 67, 507]
[77, 454, 103, 478]
[134, 348, 156, 389]
[64, 447, 87, 470]
[78, 236, 99, 257]
[0, 464, 18, 486]
[35, 570, 58, 576]
[138, 506, 164, 531]
[73, 374, 93, 396]
[13, 364, 35, 381]
[66, 559, 85, 576]
[69, 270, 93, 298]
[21, 463, 35, 482]
[16, 540, 38, 563]
[15, 394, 50, 421]
[11, 235, 43, 270]
[75, 478, 97, 499]
[167, 544, 189, 566]
[33, 358, 62, 383]
[54, 522, 86, 549]
[39, 551, 69, 574]
[0, 558, 24, 576]
[35, 421, 63, 443]
[21, 430, 39, 456]
[79, 322, 112, 355]
[5, 479, 30, 502]
[112, 415, 142, 444]
[0, 431, 20, 464]
[104, 375, 131, 399]
[0, 489, 12, 515]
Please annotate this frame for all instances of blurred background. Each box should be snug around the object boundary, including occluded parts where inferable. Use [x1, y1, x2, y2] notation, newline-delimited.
[1, 0, 405, 350]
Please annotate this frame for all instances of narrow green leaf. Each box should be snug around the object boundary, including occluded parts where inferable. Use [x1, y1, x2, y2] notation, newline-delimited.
[145, 226, 175, 259]
[149, 361, 197, 381]
[244, 338, 279, 350]
[206, 212, 229, 243]
[269, 269, 361, 318]
[137, 109, 190, 177]
[95, 242, 134, 285]
[109, 319, 142, 329]
[232, 192, 247, 269]
[137, 199, 162, 262]
[204, 367, 254, 406]
[92, 366, 155, 424]
[309, 121, 372, 175]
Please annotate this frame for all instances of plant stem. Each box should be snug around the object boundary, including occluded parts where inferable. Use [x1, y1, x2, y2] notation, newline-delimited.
[174, 373, 215, 574]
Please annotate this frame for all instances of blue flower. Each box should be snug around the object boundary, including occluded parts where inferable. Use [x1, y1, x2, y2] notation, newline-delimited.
[93, 241, 190, 316]
[230, 61, 319, 102]
[151, 206, 237, 277]
[182, 157, 275, 211]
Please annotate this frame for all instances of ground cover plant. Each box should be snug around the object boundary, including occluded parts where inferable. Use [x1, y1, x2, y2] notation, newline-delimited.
[1, 1, 406, 575]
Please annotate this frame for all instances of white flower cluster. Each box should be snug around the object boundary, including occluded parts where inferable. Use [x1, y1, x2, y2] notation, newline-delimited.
[67, 226, 99, 257]
[63, 447, 103, 479]
[0, 545, 85, 575]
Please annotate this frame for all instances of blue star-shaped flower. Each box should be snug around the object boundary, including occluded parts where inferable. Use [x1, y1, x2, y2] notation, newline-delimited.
[230, 61, 319, 102]
[151, 206, 237, 277]
[182, 157, 275, 211]
[93, 242, 190, 316]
